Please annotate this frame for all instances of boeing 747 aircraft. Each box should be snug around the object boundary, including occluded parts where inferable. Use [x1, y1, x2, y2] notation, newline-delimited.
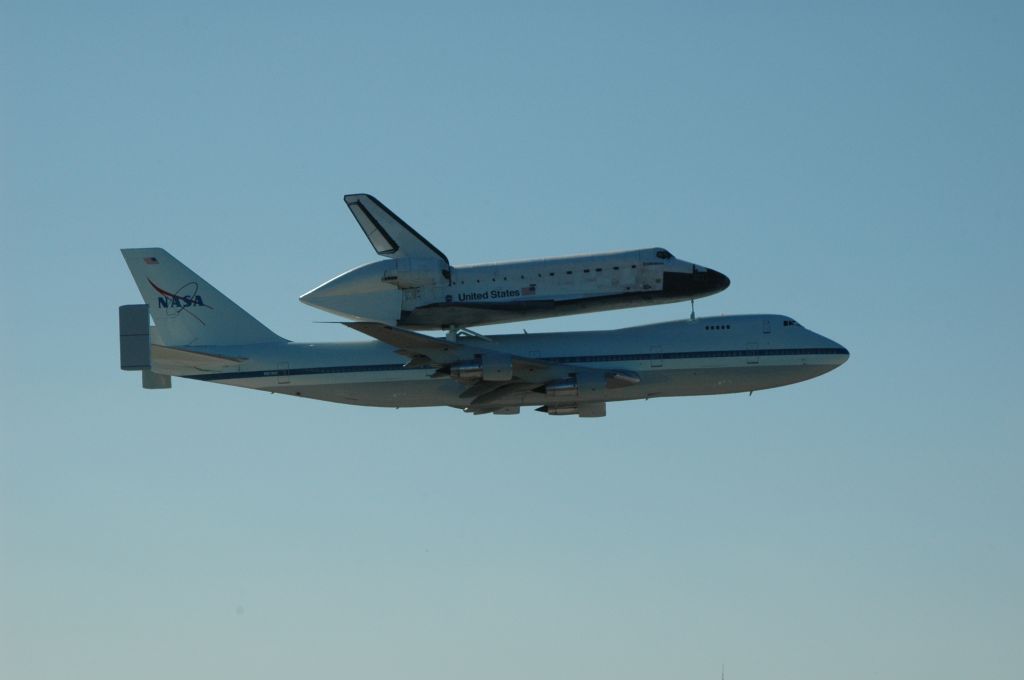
[299, 194, 730, 330]
[119, 249, 848, 418]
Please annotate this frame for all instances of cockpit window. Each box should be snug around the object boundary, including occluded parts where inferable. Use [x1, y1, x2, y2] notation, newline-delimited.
[655, 249, 672, 259]
[783, 319, 802, 327]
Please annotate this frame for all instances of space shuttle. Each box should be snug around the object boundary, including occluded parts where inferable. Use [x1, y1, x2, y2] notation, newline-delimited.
[299, 194, 731, 330]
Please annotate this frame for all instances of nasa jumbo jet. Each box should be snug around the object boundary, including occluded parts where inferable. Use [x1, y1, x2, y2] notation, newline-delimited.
[299, 194, 731, 330]
[118, 248, 848, 418]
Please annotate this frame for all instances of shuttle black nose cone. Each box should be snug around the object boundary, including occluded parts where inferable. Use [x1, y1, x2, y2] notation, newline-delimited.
[706, 268, 730, 293]
[663, 268, 731, 299]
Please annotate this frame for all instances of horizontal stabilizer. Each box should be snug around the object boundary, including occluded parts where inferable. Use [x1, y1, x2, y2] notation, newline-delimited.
[142, 370, 171, 389]
[119, 304, 151, 370]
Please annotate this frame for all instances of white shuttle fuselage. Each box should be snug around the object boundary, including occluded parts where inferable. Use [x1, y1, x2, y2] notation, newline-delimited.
[299, 195, 730, 329]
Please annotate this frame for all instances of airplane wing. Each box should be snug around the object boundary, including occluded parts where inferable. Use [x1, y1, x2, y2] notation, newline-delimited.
[344, 322, 639, 409]
[344, 194, 449, 264]
[345, 321, 555, 375]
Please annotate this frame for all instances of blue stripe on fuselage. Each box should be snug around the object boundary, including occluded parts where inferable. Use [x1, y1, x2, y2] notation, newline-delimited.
[185, 347, 849, 382]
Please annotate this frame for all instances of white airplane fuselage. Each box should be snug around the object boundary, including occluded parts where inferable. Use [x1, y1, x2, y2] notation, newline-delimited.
[172, 314, 847, 412]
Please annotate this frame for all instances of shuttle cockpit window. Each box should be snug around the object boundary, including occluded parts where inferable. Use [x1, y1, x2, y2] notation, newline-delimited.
[655, 249, 673, 259]
[783, 319, 802, 327]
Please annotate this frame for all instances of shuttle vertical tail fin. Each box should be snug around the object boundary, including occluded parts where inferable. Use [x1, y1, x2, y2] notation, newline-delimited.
[121, 248, 286, 346]
[344, 194, 449, 263]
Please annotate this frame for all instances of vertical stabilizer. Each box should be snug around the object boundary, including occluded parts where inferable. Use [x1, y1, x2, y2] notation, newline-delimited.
[344, 194, 449, 263]
[121, 248, 285, 347]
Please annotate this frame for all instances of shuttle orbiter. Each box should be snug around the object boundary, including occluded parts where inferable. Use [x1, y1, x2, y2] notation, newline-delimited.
[299, 194, 730, 330]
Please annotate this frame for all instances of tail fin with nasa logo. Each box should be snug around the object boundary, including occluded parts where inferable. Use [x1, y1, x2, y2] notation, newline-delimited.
[121, 248, 285, 347]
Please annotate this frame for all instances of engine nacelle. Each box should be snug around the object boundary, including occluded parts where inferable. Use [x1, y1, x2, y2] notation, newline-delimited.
[382, 257, 449, 289]
[449, 354, 514, 382]
[544, 379, 579, 398]
[537, 402, 607, 418]
[540, 372, 618, 399]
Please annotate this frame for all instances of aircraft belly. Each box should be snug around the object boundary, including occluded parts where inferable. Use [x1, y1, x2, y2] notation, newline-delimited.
[261, 364, 829, 409]
[252, 371, 463, 407]
[646, 362, 841, 398]
[400, 291, 671, 329]
[270, 381, 458, 407]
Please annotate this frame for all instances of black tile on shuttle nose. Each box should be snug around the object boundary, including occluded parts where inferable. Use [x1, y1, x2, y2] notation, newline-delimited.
[662, 269, 731, 296]
[708, 268, 730, 292]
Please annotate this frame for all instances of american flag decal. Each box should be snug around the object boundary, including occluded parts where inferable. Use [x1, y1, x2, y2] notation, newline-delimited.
[521, 284, 536, 296]
[144, 257, 159, 264]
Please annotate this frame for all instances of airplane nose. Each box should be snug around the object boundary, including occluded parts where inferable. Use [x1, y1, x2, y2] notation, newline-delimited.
[835, 344, 850, 364]
[816, 335, 850, 367]
[662, 267, 731, 298]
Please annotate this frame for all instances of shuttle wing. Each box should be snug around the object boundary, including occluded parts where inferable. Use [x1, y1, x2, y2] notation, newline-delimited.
[344, 194, 449, 264]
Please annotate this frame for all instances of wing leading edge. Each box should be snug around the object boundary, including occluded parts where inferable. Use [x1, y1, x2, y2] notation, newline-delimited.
[344, 322, 640, 412]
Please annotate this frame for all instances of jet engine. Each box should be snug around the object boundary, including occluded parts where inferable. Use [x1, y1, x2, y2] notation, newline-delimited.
[537, 403, 607, 418]
[541, 370, 640, 397]
[449, 354, 514, 382]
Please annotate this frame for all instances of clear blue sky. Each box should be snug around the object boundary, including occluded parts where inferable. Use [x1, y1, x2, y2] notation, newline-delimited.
[2, 2, 1022, 678]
